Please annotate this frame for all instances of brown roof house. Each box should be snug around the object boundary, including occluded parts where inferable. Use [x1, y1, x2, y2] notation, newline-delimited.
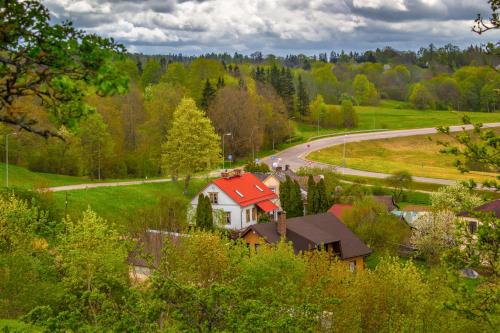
[128, 230, 186, 282]
[253, 166, 322, 213]
[241, 211, 372, 272]
[458, 199, 500, 234]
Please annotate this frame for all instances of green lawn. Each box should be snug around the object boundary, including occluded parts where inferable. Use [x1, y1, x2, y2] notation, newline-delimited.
[291, 100, 499, 142]
[0, 163, 90, 189]
[308, 132, 499, 183]
[52, 178, 210, 224]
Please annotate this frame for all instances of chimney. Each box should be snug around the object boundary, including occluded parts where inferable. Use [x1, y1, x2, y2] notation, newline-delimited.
[277, 211, 287, 237]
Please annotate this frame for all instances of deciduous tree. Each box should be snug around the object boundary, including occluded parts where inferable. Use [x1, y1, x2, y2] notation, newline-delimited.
[161, 98, 221, 194]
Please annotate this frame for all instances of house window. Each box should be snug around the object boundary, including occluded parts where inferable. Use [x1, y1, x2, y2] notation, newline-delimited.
[252, 207, 257, 221]
[208, 192, 218, 204]
[269, 187, 276, 193]
[255, 244, 260, 251]
[468, 220, 478, 234]
[225, 212, 231, 225]
[349, 260, 357, 272]
[246, 209, 251, 223]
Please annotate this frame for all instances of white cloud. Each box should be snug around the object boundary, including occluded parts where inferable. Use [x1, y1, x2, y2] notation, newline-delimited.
[42, 0, 499, 54]
[352, 0, 407, 11]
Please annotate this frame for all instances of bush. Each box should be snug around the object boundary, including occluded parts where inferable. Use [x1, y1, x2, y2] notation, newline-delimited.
[244, 161, 270, 173]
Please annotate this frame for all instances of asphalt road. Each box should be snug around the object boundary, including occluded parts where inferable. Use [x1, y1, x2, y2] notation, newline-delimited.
[47, 123, 500, 191]
[262, 123, 500, 186]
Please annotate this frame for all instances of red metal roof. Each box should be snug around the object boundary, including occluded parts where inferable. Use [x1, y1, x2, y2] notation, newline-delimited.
[257, 200, 279, 212]
[213, 172, 277, 207]
[328, 204, 353, 221]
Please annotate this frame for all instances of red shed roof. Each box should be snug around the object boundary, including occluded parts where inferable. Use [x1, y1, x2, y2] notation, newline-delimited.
[213, 172, 277, 207]
[257, 200, 279, 212]
[328, 204, 353, 221]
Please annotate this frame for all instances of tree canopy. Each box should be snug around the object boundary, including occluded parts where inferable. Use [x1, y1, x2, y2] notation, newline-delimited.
[0, 0, 128, 138]
[161, 97, 221, 193]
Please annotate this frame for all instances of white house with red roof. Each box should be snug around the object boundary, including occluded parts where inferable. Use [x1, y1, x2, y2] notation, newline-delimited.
[190, 169, 279, 230]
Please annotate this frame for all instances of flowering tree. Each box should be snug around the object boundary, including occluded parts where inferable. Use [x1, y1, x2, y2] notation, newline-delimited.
[410, 210, 457, 264]
[430, 183, 483, 213]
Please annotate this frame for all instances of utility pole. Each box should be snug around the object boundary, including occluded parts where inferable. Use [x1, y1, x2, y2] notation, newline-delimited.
[342, 133, 346, 175]
[288, 116, 295, 144]
[222, 133, 232, 169]
[98, 141, 101, 181]
[317, 116, 320, 137]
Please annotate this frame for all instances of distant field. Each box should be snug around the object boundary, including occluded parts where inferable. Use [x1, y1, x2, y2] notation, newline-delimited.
[308, 132, 499, 183]
[0, 163, 89, 189]
[52, 178, 210, 224]
[292, 100, 500, 142]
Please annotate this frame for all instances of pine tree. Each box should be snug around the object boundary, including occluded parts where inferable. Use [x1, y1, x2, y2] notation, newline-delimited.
[200, 79, 216, 110]
[288, 180, 304, 218]
[282, 68, 296, 116]
[306, 175, 317, 215]
[216, 76, 225, 89]
[316, 178, 330, 212]
[196, 194, 214, 230]
[279, 176, 291, 213]
[297, 75, 310, 117]
[270, 64, 281, 95]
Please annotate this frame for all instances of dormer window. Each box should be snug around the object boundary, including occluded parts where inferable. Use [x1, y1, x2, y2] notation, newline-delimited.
[235, 190, 244, 197]
[255, 185, 264, 192]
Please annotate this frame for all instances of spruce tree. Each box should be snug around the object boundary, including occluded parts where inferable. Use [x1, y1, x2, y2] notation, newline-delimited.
[289, 180, 304, 218]
[282, 68, 296, 116]
[306, 175, 317, 215]
[195, 194, 206, 228]
[297, 75, 310, 117]
[200, 79, 216, 110]
[196, 194, 214, 230]
[279, 176, 291, 213]
[316, 178, 330, 212]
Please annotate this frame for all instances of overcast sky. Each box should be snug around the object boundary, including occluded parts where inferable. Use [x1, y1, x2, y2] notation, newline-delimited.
[43, 0, 500, 55]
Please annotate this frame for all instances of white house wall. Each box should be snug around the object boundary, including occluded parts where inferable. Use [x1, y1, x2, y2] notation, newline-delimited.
[190, 183, 259, 230]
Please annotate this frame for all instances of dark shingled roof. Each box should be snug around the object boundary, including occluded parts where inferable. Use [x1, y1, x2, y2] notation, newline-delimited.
[460, 199, 500, 219]
[128, 230, 185, 268]
[243, 213, 372, 259]
[373, 195, 399, 212]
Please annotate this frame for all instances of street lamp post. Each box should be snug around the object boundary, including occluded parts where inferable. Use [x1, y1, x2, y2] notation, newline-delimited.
[342, 133, 346, 175]
[288, 116, 295, 144]
[222, 133, 232, 170]
[5, 132, 17, 188]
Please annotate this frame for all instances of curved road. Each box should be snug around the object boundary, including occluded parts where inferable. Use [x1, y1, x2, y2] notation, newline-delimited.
[48, 123, 500, 191]
[262, 123, 500, 186]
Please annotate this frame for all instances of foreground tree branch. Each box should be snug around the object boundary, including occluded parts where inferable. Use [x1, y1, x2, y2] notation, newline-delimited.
[0, 0, 129, 138]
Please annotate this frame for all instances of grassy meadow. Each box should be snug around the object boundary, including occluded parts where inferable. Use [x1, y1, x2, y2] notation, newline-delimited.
[52, 178, 210, 224]
[291, 100, 500, 142]
[0, 163, 90, 189]
[308, 132, 499, 183]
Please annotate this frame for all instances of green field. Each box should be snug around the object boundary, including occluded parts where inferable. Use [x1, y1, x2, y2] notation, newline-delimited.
[291, 100, 500, 142]
[53, 178, 210, 223]
[0, 163, 90, 189]
[308, 132, 499, 183]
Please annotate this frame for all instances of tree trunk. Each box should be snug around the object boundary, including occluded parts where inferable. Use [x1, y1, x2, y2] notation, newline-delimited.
[183, 174, 191, 195]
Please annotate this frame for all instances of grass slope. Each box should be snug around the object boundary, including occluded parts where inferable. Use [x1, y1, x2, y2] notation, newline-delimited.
[0, 163, 89, 189]
[292, 100, 499, 142]
[52, 178, 210, 223]
[308, 132, 498, 183]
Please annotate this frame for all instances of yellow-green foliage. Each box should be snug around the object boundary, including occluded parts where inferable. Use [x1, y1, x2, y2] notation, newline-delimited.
[308, 132, 498, 183]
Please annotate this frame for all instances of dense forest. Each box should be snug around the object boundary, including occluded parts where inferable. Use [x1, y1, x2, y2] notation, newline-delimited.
[1, 44, 499, 180]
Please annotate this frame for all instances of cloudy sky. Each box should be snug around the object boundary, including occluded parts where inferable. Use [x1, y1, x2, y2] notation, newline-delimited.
[43, 0, 499, 55]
